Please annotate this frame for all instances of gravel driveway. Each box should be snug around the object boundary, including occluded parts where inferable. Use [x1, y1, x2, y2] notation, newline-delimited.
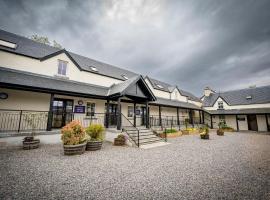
[0, 131, 269, 200]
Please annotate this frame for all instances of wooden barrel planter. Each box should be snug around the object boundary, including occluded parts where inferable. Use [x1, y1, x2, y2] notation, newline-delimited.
[23, 137, 40, 150]
[200, 134, 209, 140]
[114, 138, 125, 146]
[63, 143, 86, 155]
[86, 141, 103, 151]
[217, 129, 224, 136]
[182, 130, 189, 135]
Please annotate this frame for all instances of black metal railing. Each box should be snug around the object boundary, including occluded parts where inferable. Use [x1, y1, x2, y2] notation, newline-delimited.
[0, 109, 49, 133]
[121, 113, 140, 147]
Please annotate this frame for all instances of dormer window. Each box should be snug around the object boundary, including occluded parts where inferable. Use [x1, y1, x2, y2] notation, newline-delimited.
[121, 75, 128, 80]
[218, 101, 224, 109]
[90, 66, 98, 72]
[0, 39, 17, 49]
[57, 60, 67, 76]
[156, 84, 163, 89]
[246, 95, 252, 100]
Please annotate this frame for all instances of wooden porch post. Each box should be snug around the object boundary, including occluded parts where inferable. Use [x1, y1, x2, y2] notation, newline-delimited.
[265, 114, 269, 131]
[117, 98, 121, 130]
[146, 101, 149, 128]
[236, 115, 239, 131]
[202, 111, 205, 124]
[199, 110, 202, 124]
[210, 115, 213, 129]
[159, 105, 162, 128]
[46, 93, 54, 131]
[189, 109, 194, 127]
[133, 102, 136, 127]
[177, 107, 180, 126]
[105, 99, 110, 128]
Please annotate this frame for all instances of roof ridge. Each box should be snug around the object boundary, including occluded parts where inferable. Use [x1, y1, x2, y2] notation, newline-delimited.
[219, 85, 270, 94]
[0, 28, 61, 51]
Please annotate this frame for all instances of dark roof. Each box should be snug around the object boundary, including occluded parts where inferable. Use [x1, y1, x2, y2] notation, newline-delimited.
[0, 67, 109, 97]
[0, 29, 138, 81]
[203, 85, 270, 107]
[146, 77, 201, 102]
[207, 108, 270, 115]
[0, 29, 200, 103]
[151, 97, 201, 110]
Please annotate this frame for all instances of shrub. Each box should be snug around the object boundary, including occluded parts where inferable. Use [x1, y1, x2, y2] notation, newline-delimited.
[117, 134, 125, 140]
[61, 120, 87, 145]
[200, 126, 209, 135]
[164, 128, 177, 134]
[86, 124, 105, 141]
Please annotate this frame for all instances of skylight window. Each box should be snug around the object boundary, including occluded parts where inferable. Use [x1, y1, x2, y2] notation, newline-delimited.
[90, 66, 98, 72]
[246, 95, 252, 100]
[121, 75, 128, 80]
[0, 39, 16, 49]
[156, 84, 163, 89]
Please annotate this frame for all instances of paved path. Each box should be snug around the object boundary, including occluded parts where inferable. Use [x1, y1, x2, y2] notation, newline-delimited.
[0, 131, 269, 199]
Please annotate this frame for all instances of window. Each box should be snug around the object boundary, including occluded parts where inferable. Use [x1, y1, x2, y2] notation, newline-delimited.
[90, 66, 98, 72]
[0, 39, 16, 49]
[57, 60, 67, 76]
[128, 106, 133, 117]
[121, 74, 128, 80]
[86, 102, 95, 116]
[218, 101, 224, 109]
[156, 84, 163, 89]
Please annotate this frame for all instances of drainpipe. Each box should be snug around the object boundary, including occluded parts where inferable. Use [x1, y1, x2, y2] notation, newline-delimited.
[133, 102, 136, 127]
[117, 98, 121, 130]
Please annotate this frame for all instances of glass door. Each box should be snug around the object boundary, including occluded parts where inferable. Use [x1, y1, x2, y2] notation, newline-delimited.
[52, 99, 73, 128]
[105, 103, 118, 127]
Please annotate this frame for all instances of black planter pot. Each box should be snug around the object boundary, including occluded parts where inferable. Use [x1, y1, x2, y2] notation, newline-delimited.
[63, 143, 86, 155]
[217, 129, 224, 136]
[23, 138, 40, 150]
[86, 141, 103, 151]
[200, 134, 209, 140]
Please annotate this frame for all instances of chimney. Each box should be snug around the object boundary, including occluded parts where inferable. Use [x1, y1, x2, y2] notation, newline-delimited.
[204, 86, 214, 97]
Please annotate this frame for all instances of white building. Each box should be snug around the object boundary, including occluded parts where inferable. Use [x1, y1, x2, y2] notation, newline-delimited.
[202, 86, 270, 132]
[0, 29, 204, 145]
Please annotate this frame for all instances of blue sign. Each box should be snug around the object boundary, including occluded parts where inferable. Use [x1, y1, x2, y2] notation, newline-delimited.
[74, 105, 85, 113]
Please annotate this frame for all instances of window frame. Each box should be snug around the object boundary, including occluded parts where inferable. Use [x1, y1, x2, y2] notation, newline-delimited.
[86, 102, 96, 117]
[218, 101, 224, 109]
[127, 106, 134, 118]
[57, 60, 68, 76]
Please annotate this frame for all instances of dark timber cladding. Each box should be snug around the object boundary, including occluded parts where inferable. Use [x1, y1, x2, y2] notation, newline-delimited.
[47, 93, 54, 131]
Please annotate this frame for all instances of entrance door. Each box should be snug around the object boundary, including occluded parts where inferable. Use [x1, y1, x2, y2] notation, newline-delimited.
[52, 99, 74, 128]
[247, 115, 258, 131]
[105, 103, 118, 127]
[141, 107, 146, 126]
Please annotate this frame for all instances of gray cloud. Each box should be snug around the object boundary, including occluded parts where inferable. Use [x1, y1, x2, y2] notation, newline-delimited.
[0, 0, 270, 96]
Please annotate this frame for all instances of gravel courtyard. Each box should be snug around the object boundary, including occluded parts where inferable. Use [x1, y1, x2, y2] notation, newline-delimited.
[0, 131, 269, 200]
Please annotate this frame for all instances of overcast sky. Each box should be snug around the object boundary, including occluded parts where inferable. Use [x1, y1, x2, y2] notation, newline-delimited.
[0, 0, 270, 96]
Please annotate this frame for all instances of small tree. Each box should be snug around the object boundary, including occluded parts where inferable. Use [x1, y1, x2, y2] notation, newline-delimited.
[30, 34, 62, 48]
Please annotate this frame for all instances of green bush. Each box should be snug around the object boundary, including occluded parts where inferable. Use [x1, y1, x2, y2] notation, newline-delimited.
[199, 126, 209, 135]
[164, 128, 177, 134]
[86, 124, 105, 141]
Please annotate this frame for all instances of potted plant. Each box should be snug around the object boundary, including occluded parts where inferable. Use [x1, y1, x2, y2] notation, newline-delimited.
[114, 134, 126, 146]
[86, 124, 105, 151]
[22, 112, 44, 150]
[61, 120, 88, 155]
[217, 122, 225, 136]
[182, 118, 190, 135]
[200, 126, 209, 140]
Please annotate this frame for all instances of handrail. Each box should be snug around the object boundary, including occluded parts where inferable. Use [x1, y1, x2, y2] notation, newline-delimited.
[121, 113, 140, 147]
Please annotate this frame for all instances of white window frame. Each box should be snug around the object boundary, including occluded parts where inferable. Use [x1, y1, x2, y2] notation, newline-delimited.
[86, 102, 95, 116]
[218, 101, 224, 109]
[57, 60, 68, 76]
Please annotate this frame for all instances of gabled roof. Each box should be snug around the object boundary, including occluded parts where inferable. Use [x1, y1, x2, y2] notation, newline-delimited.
[0, 29, 138, 81]
[146, 76, 201, 102]
[108, 75, 156, 101]
[203, 85, 270, 107]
